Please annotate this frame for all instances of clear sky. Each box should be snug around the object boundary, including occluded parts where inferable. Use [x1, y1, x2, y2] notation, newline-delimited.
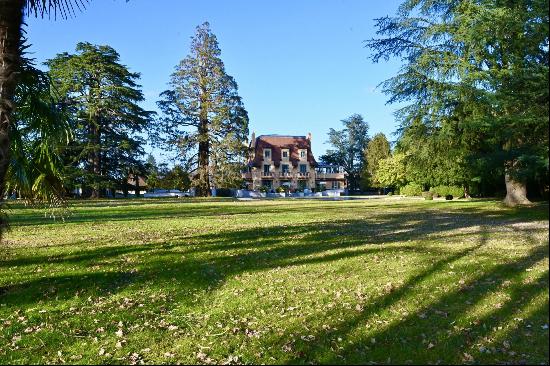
[25, 0, 404, 162]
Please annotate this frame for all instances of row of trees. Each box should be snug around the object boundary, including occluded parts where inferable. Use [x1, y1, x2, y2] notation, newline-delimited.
[321, 113, 391, 193]
[5, 22, 248, 206]
[364, 0, 548, 205]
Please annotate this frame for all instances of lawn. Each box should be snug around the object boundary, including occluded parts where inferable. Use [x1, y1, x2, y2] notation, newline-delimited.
[0, 198, 548, 364]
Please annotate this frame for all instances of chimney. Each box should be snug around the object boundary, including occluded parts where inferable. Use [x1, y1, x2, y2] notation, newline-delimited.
[307, 132, 312, 140]
[250, 131, 256, 148]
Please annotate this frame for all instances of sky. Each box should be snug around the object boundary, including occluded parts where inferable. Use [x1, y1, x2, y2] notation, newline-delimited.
[25, 0, 405, 162]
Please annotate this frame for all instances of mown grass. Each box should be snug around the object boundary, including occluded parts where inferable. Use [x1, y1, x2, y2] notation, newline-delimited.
[0, 198, 548, 364]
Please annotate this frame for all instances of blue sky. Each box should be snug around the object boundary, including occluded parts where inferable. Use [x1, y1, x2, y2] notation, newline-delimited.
[26, 0, 404, 162]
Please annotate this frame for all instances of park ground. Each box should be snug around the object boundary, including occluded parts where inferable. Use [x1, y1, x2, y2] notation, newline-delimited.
[0, 197, 548, 364]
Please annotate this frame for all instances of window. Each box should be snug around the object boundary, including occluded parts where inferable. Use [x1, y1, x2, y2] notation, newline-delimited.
[263, 164, 270, 174]
[282, 149, 289, 159]
[264, 149, 271, 159]
[300, 164, 307, 174]
[332, 181, 339, 189]
[282, 164, 290, 174]
[300, 150, 306, 159]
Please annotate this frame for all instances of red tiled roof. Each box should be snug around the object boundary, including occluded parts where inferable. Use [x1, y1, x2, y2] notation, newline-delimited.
[249, 135, 317, 168]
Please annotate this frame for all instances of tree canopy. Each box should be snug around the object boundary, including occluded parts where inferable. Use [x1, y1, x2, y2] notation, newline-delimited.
[46, 42, 154, 198]
[362, 132, 391, 189]
[321, 114, 370, 192]
[366, 0, 549, 205]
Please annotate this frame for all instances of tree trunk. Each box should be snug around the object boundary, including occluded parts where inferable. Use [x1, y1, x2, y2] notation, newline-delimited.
[503, 172, 530, 206]
[122, 177, 128, 198]
[197, 136, 211, 197]
[463, 185, 471, 199]
[0, 0, 24, 236]
[196, 107, 211, 197]
[134, 174, 140, 198]
[89, 116, 101, 198]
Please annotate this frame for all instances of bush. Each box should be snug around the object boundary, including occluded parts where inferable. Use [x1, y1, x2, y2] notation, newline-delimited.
[445, 194, 453, 200]
[276, 185, 289, 193]
[430, 185, 463, 198]
[387, 191, 393, 196]
[400, 183, 423, 197]
[422, 191, 434, 200]
[216, 188, 233, 197]
[258, 185, 269, 193]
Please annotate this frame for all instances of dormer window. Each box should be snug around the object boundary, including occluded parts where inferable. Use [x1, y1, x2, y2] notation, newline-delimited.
[300, 149, 307, 159]
[282, 149, 289, 160]
[264, 148, 271, 159]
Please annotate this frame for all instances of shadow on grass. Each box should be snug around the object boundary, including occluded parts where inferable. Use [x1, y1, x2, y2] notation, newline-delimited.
[282, 240, 549, 364]
[1, 202, 548, 364]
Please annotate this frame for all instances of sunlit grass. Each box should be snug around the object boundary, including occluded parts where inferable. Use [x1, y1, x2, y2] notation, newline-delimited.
[0, 198, 548, 364]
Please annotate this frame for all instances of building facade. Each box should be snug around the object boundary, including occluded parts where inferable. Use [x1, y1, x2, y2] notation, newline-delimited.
[243, 133, 347, 191]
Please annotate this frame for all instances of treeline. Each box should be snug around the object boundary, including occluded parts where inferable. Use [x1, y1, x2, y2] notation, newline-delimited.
[366, 0, 548, 205]
[7, 22, 248, 202]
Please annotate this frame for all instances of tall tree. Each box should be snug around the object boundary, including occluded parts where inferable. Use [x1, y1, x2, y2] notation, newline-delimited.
[156, 22, 249, 197]
[321, 114, 370, 192]
[366, 0, 549, 205]
[46, 42, 153, 198]
[362, 132, 391, 191]
[0, 0, 87, 237]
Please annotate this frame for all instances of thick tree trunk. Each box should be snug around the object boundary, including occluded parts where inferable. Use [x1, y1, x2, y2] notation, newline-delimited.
[122, 177, 128, 198]
[503, 172, 530, 206]
[0, 0, 24, 236]
[196, 112, 211, 197]
[134, 174, 140, 198]
[89, 121, 101, 198]
[197, 137, 211, 197]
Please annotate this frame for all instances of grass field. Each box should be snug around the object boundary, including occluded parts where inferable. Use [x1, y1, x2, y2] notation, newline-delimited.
[0, 198, 548, 364]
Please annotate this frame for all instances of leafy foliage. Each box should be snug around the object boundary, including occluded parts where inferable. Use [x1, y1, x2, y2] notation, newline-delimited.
[400, 182, 423, 197]
[6, 50, 71, 208]
[362, 132, 391, 189]
[430, 185, 464, 199]
[374, 152, 407, 189]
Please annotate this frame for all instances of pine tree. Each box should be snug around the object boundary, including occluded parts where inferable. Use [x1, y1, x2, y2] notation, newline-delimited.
[321, 114, 370, 192]
[156, 22, 249, 197]
[46, 42, 153, 198]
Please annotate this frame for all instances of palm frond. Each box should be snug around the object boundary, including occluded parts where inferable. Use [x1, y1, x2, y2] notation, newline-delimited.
[25, 0, 88, 20]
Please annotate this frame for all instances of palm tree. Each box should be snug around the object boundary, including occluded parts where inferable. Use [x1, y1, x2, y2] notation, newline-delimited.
[0, 0, 86, 236]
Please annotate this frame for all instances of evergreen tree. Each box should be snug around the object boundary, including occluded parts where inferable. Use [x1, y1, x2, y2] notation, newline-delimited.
[46, 42, 154, 198]
[321, 114, 370, 192]
[156, 22, 249, 197]
[362, 132, 391, 190]
[366, 0, 549, 205]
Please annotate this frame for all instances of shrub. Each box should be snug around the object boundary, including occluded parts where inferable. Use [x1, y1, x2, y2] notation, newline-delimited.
[216, 188, 233, 197]
[276, 185, 289, 193]
[258, 186, 269, 193]
[387, 191, 393, 196]
[431, 185, 463, 198]
[400, 183, 423, 197]
[445, 194, 453, 200]
[422, 191, 434, 200]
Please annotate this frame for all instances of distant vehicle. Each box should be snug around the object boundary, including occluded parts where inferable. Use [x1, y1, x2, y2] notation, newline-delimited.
[144, 189, 191, 198]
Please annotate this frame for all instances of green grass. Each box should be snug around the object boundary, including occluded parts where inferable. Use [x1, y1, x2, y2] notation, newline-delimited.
[0, 198, 548, 364]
